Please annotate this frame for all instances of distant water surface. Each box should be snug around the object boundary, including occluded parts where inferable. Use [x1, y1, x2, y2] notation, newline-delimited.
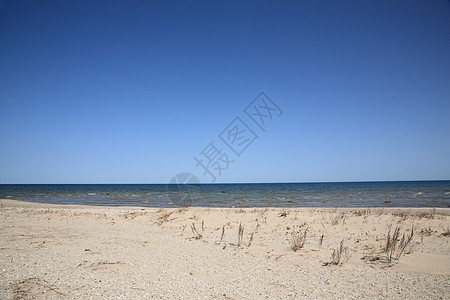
[0, 181, 449, 208]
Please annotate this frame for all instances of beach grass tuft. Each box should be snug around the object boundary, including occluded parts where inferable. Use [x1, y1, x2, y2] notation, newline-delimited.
[288, 227, 308, 251]
[384, 226, 414, 264]
[326, 240, 351, 266]
[191, 223, 202, 239]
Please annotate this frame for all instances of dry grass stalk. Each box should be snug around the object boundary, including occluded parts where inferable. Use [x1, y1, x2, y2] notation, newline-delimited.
[419, 227, 433, 236]
[13, 277, 65, 298]
[331, 214, 339, 225]
[258, 207, 269, 224]
[326, 240, 351, 266]
[318, 234, 324, 250]
[157, 211, 174, 224]
[176, 207, 188, 214]
[441, 227, 450, 237]
[191, 223, 202, 239]
[219, 225, 225, 243]
[384, 226, 414, 264]
[353, 209, 370, 216]
[331, 212, 345, 226]
[248, 232, 254, 247]
[123, 211, 146, 219]
[237, 222, 244, 247]
[288, 227, 308, 251]
[279, 208, 288, 217]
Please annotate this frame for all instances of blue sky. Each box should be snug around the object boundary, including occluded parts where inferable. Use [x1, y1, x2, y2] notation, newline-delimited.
[0, 0, 449, 184]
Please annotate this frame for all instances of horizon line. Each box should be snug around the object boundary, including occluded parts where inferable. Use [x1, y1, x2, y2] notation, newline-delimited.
[1, 179, 449, 185]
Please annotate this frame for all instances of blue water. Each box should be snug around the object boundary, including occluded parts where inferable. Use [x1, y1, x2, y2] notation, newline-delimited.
[0, 181, 449, 208]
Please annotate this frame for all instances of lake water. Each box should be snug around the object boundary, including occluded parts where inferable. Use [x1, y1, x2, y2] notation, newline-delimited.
[1, 181, 449, 208]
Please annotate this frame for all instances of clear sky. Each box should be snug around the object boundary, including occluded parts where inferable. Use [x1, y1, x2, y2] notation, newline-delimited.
[0, 0, 449, 184]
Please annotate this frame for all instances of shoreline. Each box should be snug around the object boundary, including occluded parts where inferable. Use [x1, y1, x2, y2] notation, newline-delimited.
[1, 199, 449, 298]
[2, 199, 450, 213]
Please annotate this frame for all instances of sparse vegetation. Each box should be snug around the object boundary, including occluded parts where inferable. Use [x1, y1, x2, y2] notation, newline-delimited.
[219, 225, 225, 243]
[122, 211, 147, 219]
[352, 209, 370, 216]
[176, 207, 188, 214]
[331, 212, 346, 226]
[384, 226, 414, 264]
[419, 227, 433, 236]
[416, 212, 435, 219]
[257, 208, 269, 224]
[248, 232, 254, 247]
[157, 211, 174, 224]
[279, 208, 288, 217]
[191, 223, 202, 239]
[237, 222, 244, 247]
[288, 227, 308, 251]
[391, 209, 444, 220]
[318, 234, 324, 250]
[325, 240, 351, 266]
[440, 227, 450, 237]
[12, 277, 65, 298]
[180, 224, 187, 236]
[376, 208, 384, 216]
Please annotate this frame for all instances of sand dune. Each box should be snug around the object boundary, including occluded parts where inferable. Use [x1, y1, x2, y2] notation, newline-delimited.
[0, 199, 449, 299]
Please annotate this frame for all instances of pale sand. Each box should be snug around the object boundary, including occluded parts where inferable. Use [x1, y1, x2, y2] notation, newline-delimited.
[0, 199, 449, 299]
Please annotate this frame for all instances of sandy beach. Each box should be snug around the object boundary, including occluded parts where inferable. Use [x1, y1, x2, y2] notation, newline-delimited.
[0, 199, 449, 299]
